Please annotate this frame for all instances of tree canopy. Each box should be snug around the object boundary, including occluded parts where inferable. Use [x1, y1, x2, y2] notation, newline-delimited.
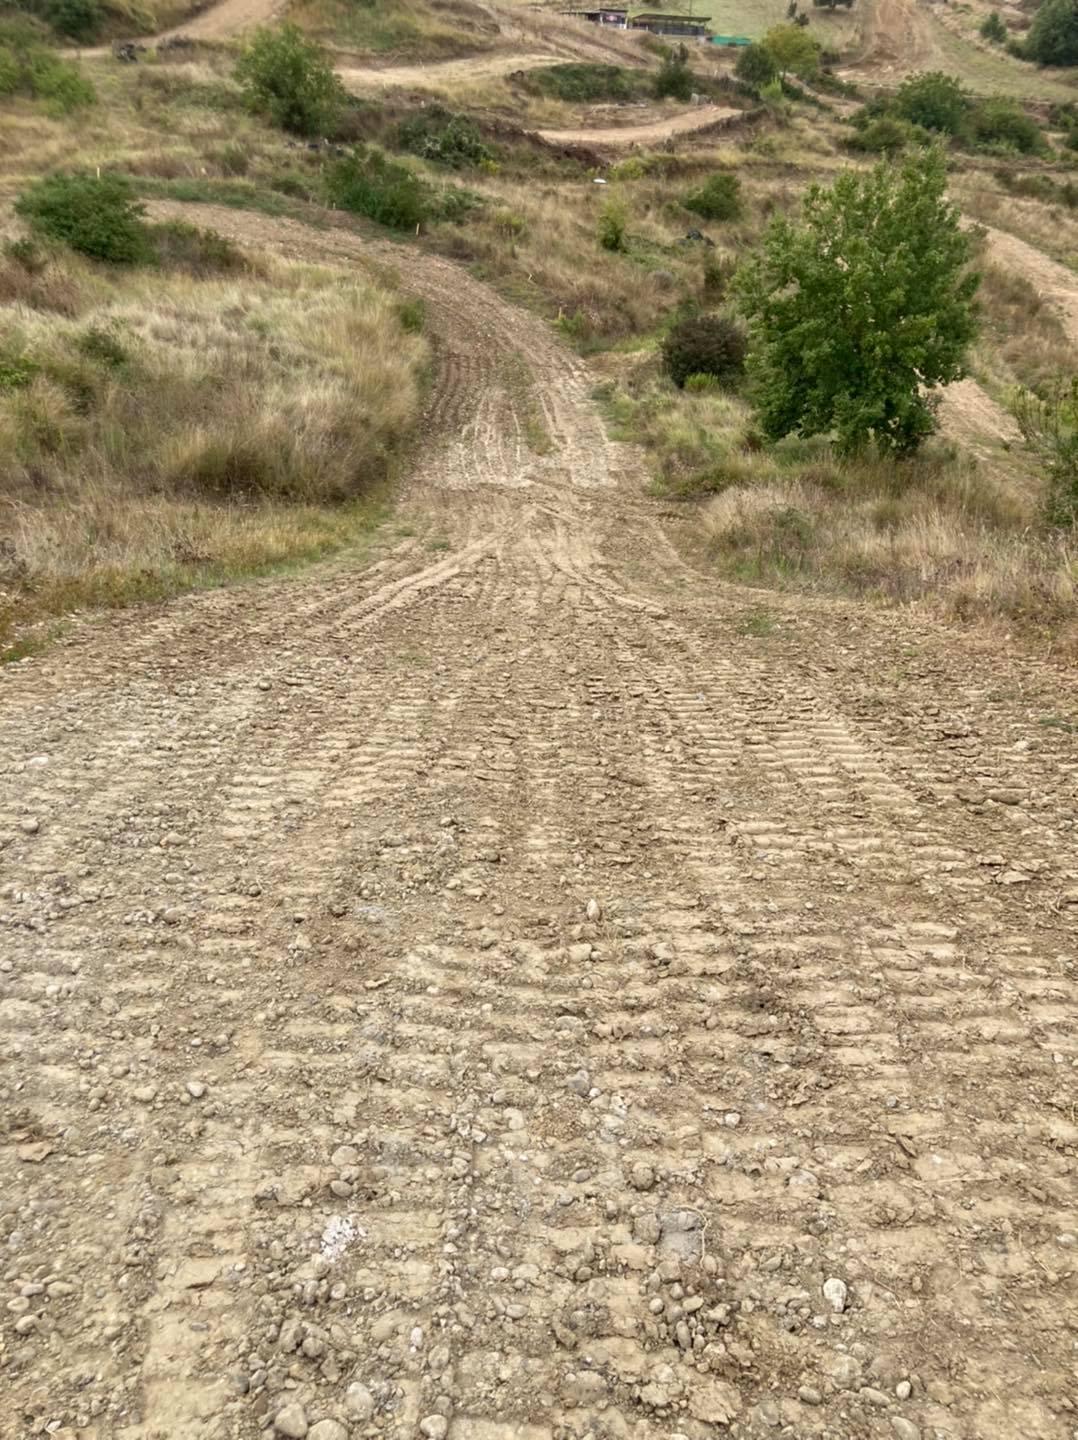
[733, 147, 980, 456]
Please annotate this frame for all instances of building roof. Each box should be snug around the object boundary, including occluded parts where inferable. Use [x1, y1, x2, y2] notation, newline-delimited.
[631, 11, 712, 19]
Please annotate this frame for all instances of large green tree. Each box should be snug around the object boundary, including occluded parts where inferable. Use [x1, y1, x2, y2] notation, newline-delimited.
[1027, 0, 1078, 65]
[761, 23, 821, 80]
[733, 147, 980, 456]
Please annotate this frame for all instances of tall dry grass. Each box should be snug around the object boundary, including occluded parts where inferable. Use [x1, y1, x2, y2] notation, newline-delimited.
[0, 243, 428, 650]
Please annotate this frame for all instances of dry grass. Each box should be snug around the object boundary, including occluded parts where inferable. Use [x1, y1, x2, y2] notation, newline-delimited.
[0, 243, 428, 651]
[600, 364, 1077, 652]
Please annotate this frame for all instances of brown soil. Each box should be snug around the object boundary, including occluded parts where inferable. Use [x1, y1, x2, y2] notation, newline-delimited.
[535, 103, 745, 149]
[2, 201, 1076, 1440]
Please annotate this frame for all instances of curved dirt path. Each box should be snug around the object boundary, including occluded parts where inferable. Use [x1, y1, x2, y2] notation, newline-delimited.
[984, 224, 1078, 346]
[337, 50, 554, 93]
[2, 205, 1077, 1440]
[536, 102, 743, 148]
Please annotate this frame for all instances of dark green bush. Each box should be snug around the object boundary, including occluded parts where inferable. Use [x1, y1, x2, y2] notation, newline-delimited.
[893, 71, 972, 134]
[234, 23, 344, 136]
[847, 114, 924, 152]
[655, 44, 693, 101]
[1027, 0, 1078, 66]
[76, 325, 130, 368]
[734, 43, 778, 88]
[326, 147, 434, 229]
[684, 172, 742, 221]
[662, 313, 747, 389]
[597, 197, 628, 251]
[526, 63, 641, 102]
[968, 98, 1044, 153]
[980, 10, 1007, 42]
[47, 0, 100, 41]
[397, 106, 492, 169]
[15, 173, 150, 264]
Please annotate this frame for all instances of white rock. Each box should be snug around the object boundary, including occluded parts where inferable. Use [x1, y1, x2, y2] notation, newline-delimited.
[823, 1277, 848, 1313]
[309, 1423, 348, 1440]
[419, 1417, 449, 1440]
[586, 899, 602, 921]
[891, 1419, 921, 1440]
[273, 1402, 309, 1438]
[345, 1383, 374, 1421]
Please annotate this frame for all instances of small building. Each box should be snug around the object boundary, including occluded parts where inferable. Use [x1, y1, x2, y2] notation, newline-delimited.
[559, 7, 629, 24]
[628, 11, 712, 37]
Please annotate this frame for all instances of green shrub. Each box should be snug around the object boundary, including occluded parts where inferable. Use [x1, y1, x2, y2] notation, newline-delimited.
[0, 36, 94, 112]
[980, 10, 1007, 42]
[397, 297, 425, 333]
[29, 52, 95, 113]
[662, 313, 747, 388]
[1027, 0, 1078, 66]
[1013, 380, 1078, 525]
[655, 44, 694, 101]
[847, 114, 923, 153]
[761, 24, 820, 81]
[684, 172, 741, 221]
[326, 147, 434, 229]
[893, 71, 972, 135]
[968, 98, 1044, 154]
[15, 173, 150, 264]
[47, 0, 100, 41]
[397, 106, 492, 169]
[0, 351, 38, 391]
[526, 63, 640, 102]
[0, 44, 19, 95]
[76, 325, 130, 368]
[149, 220, 248, 274]
[734, 42, 778, 88]
[234, 23, 344, 136]
[597, 197, 628, 252]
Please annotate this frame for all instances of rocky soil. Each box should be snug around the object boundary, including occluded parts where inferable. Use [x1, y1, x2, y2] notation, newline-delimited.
[1, 206, 1077, 1440]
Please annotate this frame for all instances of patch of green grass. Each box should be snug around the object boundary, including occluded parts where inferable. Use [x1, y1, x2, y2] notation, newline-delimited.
[738, 605, 776, 636]
[524, 63, 647, 103]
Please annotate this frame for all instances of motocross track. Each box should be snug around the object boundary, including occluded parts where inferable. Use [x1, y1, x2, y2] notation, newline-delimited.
[2, 202, 1077, 1440]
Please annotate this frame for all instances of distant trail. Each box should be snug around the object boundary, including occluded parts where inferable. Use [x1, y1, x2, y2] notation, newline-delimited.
[535, 102, 744, 148]
[337, 51, 553, 92]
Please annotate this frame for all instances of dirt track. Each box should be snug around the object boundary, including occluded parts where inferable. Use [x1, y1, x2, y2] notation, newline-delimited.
[535, 104, 743, 149]
[2, 203, 1076, 1440]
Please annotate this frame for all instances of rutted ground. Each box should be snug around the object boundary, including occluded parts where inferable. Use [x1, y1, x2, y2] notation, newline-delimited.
[1, 205, 1076, 1440]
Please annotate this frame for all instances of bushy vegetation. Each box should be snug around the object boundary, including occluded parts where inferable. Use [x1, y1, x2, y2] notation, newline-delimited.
[852, 74, 1045, 155]
[760, 24, 820, 81]
[980, 10, 1007, 42]
[1026, 0, 1078, 66]
[0, 24, 95, 113]
[655, 44, 694, 101]
[597, 197, 628, 252]
[1051, 100, 1078, 147]
[326, 146, 434, 228]
[525, 62, 642, 102]
[735, 147, 979, 456]
[235, 24, 345, 136]
[15, 173, 150, 264]
[397, 106, 492, 169]
[662, 313, 747, 388]
[893, 71, 971, 134]
[683, 172, 742, 221]
[46, 0, 100, 40]
[734, 42, 778, 88]
[967, 98, 1045, 153]
[1014, 381, 1078, 525]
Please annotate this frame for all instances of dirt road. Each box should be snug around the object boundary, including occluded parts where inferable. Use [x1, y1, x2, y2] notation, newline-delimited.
[2, 206, 1077, 1440]
[535, 104, 744, 149]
